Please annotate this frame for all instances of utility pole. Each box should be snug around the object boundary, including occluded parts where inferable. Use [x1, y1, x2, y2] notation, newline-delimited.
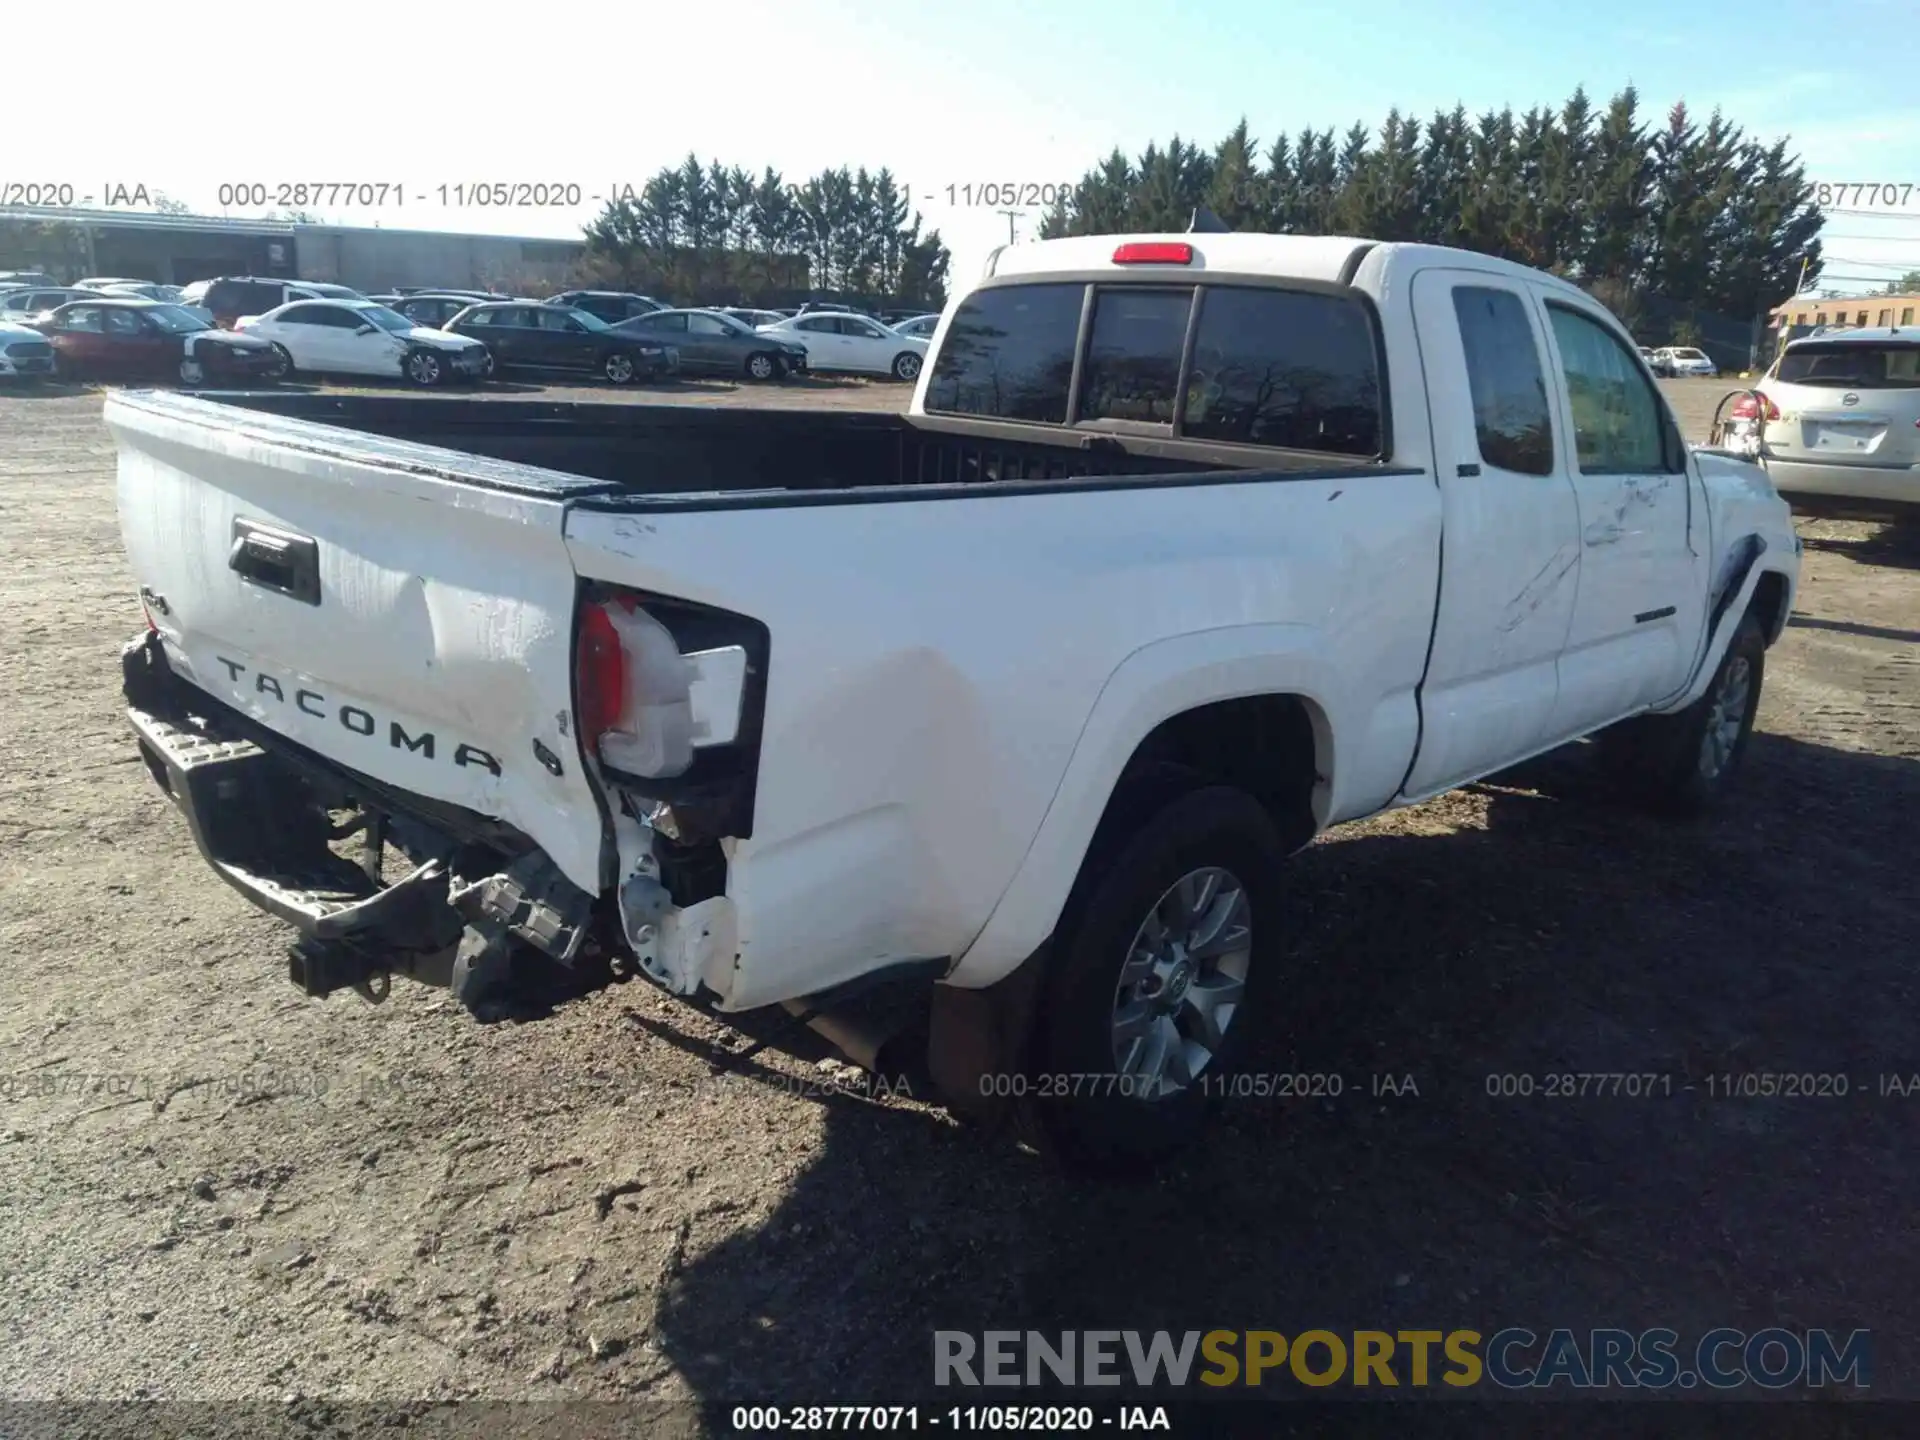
[996, 209, 1022, 245]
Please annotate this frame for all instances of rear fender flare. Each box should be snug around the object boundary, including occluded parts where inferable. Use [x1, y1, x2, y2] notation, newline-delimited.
[945, 624, 1338, 989]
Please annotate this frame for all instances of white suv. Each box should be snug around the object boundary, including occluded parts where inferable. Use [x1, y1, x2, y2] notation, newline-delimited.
[1740, 328, 1920, 514]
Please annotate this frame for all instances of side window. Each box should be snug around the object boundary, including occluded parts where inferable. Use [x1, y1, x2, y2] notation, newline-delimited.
[102, 308, 143, 335]
[536, 308, 581, 332]
[687, 314, 728, 335]
[796, 316, 837, 333]
[461, 308, 494, 327]
[1081, 287, 1192, 424]
[649, 313, 690, 333]
[60, 306, 104, 332]
[1181, 285, 1383, 455]
[1450, 286, 1554, 475]
[274, 305, 319, 326]
[1546, 305, 1672, 474]
[842, 318, 885, 338]
[923, 281, 1083, 423]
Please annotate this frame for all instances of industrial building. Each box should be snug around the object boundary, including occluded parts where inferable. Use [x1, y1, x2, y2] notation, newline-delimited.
[0, 206, 586, 292]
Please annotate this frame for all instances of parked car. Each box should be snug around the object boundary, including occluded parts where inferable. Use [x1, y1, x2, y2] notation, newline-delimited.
[106, 231, 1800, 1170]
[34, 298, 281, 385]
[613, 308, 808, 380]
[98, 282, 188, 304]
[236, 299, 490, 387]
[1637, 344, 1657, 365]
[756, 311, 927, 380]
[718, 307, 785, 329]
[0, 270, 55, 289]
[1654, 346, 1717, 378]
[0, 286, 111, 321]
[442, 302, 673, 385]
[179, 277, 366, 329]
[77, 277, 151, 291]
[1730, 327, 1920, 516]
[0, 319, 55, 381]
[547, 290, 668, 322]
[387, 293, 491, 330]
[393, 287, 509, 301]
[891, 313, 940, 340]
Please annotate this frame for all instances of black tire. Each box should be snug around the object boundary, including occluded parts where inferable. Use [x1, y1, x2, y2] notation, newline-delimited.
[403, 347, 446, 388]
[891, 351, 922, 382]
[1600, 613, 1766, 816]
[602, 350, 637, 386]
[1027, 785, 1285, 1174]
[266, 344, 294, 381]
[745, 351, 779, 382]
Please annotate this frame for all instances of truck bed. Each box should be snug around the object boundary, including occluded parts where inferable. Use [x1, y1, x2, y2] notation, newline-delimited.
[191, 391, 1382, 501]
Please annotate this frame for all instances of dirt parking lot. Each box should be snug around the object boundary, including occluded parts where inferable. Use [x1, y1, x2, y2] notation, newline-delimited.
[1, 374, 1916, 1428]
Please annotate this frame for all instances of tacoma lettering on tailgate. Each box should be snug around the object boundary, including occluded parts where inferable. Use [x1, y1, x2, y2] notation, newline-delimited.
[213, 656, 504, 776]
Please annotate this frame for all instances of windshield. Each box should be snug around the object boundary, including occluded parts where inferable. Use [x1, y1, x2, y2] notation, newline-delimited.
[144, 305, 210, 334]
[364, 306, 417, 333]
[1777, 342, 1920, 389]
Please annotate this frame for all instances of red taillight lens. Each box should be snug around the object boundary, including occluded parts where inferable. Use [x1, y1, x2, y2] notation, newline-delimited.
[1730, 393, 1780, 422]
[574, 603, 626, 743]
[141, 597, 157, 633]
[1112, 242, 1193, 265]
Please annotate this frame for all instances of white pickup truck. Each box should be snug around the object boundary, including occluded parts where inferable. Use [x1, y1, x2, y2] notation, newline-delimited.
[111, 232, 1800, 1168]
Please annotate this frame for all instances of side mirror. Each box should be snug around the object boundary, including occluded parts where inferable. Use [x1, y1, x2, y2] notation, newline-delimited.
[356, 323, 377, 335]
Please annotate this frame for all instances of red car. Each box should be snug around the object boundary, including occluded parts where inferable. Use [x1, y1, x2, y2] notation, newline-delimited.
[35, 297, 282, 385]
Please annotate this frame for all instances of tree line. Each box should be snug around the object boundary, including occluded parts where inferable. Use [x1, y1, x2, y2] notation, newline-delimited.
[580, 157, 951, 308]
[1038, 87, 1825, 330]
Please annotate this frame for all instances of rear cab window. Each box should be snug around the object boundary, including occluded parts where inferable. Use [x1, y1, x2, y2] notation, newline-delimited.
[924, 277, 1384, 457]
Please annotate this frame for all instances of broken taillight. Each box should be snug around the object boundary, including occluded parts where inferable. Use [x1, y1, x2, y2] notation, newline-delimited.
[1730, 393, 1780, 422]
[573, 597, 695, 779]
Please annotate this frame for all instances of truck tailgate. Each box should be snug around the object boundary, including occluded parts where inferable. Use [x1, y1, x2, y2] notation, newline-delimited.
[107, 391, 613, 893]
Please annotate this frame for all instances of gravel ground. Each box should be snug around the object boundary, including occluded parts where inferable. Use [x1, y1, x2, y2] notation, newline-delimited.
[1, 374, 1916, 1430]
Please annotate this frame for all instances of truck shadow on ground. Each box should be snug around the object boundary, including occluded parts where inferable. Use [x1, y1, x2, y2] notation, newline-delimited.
[1797, 518, 1920, 573]
[638, 731, 1920, 1407]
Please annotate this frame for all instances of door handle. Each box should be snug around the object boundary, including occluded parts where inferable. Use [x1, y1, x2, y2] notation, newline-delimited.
[229, 518, 321, 606]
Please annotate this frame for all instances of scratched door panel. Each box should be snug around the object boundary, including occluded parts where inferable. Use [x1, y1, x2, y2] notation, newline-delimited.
[1400, 269, 1584, 799]
[1533, 294, 1710, 739]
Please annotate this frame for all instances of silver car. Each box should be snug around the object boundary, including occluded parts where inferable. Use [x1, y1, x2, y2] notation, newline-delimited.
[1748, 328, 1920, 512]
[1654, 346, 1717, 378]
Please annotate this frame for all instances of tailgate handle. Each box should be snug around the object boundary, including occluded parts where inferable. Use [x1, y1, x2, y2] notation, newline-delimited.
[229, 518, 321, 606]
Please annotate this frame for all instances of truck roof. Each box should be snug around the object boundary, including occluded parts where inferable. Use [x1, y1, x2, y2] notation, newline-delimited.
[982, 233, 1594, 303]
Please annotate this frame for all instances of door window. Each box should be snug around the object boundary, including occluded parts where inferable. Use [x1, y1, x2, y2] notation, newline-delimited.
[1451, 286, 1554, 475]
[102, 308, 144, 335]
[688, 314, 730, 335]
[58, 306, 104, 332]
[1546, 305, 1673, 473]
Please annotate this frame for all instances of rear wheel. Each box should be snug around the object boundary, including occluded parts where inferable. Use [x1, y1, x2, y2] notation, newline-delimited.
[603, 350, 636, 385]
[1028, 786, 1284, 1173]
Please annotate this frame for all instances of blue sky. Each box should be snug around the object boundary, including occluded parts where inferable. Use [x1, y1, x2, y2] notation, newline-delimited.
[22, 0, 1920, 293]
